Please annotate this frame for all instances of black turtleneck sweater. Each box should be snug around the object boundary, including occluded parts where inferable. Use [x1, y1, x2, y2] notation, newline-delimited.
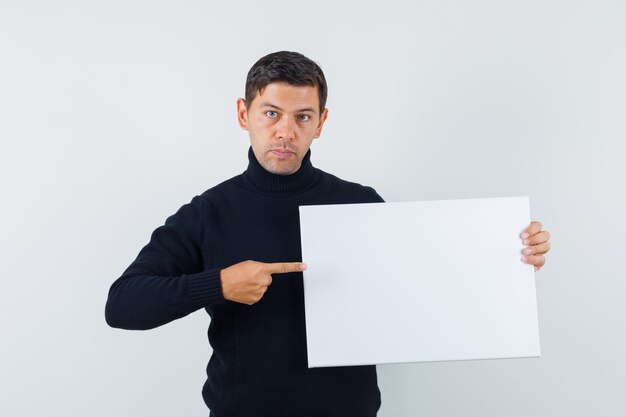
[105, 147, 385, 417]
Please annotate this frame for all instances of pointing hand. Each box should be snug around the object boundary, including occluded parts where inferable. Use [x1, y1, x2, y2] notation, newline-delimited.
[220, 260, 307, 305]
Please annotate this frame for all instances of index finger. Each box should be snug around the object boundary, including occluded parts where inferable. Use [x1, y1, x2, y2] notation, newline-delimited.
[521, 220, 542, 239]
[265, 262, 308, 274]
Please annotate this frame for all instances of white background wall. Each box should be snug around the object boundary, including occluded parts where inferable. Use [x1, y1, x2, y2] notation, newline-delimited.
[1, 1, 624, 416]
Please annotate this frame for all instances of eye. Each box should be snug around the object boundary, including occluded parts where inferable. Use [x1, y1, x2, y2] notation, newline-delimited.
[298, 114, 310, 122]
[265, 111, 278, 118]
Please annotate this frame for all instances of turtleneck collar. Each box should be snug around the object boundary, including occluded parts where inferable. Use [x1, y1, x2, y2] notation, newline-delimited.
[242, 146, 319, 194]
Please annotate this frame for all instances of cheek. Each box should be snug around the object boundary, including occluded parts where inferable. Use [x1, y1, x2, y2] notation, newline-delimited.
[301, 124, 318, 136]
[253, 114, 274, 127]
[248, 121, 272, 138]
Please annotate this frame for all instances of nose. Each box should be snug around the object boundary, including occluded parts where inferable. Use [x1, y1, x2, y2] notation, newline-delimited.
[275, 115, 296, 142]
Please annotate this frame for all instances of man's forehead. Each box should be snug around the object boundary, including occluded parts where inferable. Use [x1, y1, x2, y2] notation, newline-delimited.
[252, 82, 320, 114]
[258, 102, 317, 114]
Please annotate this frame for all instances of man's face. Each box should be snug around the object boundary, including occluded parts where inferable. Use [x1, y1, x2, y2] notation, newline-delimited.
[237, 82, 329, 175]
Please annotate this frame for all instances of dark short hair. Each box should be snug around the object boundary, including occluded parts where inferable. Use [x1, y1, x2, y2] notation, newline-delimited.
[245, 51, 328, 115]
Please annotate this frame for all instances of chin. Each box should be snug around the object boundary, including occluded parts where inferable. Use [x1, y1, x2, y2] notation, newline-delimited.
[266, 163, 298, 175]
[273, 167, 297, 175]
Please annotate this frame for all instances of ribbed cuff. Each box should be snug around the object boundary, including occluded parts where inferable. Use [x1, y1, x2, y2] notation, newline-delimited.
[185, 267, 226, 309]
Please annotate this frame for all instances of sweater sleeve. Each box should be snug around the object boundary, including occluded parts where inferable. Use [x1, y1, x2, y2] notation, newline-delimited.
[365, 186, 386, 203]
[105, 195, 225, 330]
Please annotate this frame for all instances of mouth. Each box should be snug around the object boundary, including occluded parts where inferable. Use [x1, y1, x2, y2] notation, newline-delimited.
[270, 149, 295, 158]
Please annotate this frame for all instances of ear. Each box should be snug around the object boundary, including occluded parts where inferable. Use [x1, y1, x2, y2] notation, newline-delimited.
[237, 98, 249, 131]
[313, 108, 329, 138]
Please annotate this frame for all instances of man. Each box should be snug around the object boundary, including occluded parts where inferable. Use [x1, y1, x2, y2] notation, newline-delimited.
[105, 51, 551, 417]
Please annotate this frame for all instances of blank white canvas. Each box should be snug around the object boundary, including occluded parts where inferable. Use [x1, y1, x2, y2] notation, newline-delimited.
[299, 196, 541, 368]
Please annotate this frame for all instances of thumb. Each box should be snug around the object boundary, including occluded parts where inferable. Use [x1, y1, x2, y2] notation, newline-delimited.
[265, 262, 308, 275]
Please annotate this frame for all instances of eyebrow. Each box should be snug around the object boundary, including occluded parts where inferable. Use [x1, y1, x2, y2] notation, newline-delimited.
[259, 102, 317, 115]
